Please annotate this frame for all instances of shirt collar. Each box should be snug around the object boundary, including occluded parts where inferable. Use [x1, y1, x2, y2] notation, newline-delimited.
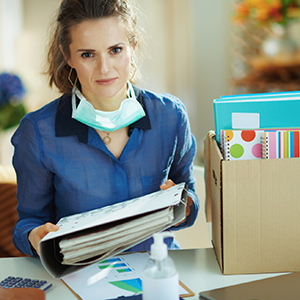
[55, 85, 151, 144]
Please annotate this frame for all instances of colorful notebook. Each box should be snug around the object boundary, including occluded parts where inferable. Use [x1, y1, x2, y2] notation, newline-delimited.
[263, 130, 300, 159]
[221, 129, 263, 161]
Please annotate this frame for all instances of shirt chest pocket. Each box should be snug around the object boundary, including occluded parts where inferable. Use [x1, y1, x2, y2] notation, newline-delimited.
[141, 164, 171, 195]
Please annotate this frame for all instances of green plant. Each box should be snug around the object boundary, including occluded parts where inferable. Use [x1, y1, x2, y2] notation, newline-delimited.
[0, 72, 26, 131]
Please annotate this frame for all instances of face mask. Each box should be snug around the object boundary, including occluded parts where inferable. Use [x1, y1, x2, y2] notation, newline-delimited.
[71, 83, 146, 132]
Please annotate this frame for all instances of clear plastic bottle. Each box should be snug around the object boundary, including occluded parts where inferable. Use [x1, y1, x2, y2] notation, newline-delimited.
[142, 232, 179, 300]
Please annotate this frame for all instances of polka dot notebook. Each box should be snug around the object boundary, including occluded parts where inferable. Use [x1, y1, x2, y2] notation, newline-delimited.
[221, 129, 263, 161]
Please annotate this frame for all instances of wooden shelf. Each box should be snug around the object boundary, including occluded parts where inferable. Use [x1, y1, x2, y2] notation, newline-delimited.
[233, 52, 300, 92]
[250, 51, 300, 70]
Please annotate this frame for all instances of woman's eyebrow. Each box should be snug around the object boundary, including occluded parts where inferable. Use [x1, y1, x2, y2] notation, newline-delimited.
[76, 43, 126, 53]
[108, 42, 125, 49]
[76, 49, 95, 52]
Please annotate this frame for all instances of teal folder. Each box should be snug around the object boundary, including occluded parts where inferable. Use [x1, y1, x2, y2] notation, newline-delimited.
[214, 93, 300, 144]
[220, 90, 300, 100]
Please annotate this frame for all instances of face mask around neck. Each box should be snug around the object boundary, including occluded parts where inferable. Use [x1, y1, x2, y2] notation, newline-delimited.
[71, 83, 146, 132]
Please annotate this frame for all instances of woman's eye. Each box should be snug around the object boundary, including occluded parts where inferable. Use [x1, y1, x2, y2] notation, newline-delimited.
[111, 47, 122, 55]
[81, 52, 94, 58]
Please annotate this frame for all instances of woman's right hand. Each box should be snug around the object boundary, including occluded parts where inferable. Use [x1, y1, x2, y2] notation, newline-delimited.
[28, 222, 59, 255]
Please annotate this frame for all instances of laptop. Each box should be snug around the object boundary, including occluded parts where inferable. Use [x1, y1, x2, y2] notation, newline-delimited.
[199, 272, 300, 300]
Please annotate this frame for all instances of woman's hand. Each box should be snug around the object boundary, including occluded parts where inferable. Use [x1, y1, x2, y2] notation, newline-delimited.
[160, 179, 193, 226]
[28, 222, 59, 255]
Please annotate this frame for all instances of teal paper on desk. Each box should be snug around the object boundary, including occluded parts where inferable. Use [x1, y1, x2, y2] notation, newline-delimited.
[214, 94, 300, 144]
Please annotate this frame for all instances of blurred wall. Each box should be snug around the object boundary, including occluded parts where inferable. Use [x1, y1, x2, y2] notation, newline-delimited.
[16, 0, 61, 111]
[136, 0, 232, 162]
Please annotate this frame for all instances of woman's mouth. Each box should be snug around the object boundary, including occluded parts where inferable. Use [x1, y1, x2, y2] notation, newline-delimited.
[96, 78, 117, 86]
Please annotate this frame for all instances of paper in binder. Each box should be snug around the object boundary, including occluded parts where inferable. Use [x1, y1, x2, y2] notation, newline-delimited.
[221, 129, 264, 161]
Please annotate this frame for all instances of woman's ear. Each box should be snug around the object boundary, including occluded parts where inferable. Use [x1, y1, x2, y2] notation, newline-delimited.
[59, 45, 73, 67]
[131, 43, 137, 54]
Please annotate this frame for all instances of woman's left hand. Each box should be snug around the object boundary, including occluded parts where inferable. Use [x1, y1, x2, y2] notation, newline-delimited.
[160, 179, 193, 226]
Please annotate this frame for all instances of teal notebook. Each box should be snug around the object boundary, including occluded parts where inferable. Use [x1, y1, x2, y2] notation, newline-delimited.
[220, 90, 300, 100]
[214, 92, 300, 144]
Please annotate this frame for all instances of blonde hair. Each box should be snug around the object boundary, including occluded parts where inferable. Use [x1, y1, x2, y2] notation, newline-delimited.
[46, 0, 142, 93]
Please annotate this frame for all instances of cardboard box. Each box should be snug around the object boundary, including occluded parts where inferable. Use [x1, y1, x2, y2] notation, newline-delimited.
[204, 131, 300, 275]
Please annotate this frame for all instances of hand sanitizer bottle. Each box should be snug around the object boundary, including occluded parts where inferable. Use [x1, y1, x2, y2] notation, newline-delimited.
[142, 232, 179, 300]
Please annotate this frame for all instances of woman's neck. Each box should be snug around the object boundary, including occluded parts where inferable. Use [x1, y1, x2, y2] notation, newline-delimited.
[81, 85, 127, 111]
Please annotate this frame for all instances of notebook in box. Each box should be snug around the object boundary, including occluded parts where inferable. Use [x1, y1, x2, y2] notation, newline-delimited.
[220, 90, 300, 100]
[213, 93, 300, 144]
[221, 129, 263, 161]
[199, 272, 300, 300]
[263, 130, 300, 159]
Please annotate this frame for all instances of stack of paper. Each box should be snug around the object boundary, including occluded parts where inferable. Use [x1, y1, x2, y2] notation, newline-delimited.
[59, 207, 174, 265]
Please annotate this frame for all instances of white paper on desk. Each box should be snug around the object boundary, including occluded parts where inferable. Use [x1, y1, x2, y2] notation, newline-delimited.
[43, 182, 186, 241]
[62, 252, 187, 300]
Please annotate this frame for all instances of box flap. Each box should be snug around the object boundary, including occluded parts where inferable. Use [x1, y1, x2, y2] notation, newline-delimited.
[203, 131, 214, 223]
[206, 132, 224, 272]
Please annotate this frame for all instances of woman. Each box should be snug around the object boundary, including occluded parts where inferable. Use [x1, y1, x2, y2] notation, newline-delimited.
[12, 0, 199, 256]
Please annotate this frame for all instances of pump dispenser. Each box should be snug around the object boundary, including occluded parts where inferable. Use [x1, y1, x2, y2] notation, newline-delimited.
[142, 232, 179, 300]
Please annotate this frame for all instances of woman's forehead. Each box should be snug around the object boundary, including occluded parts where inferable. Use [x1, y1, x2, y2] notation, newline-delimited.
[69, 17, 130, 48]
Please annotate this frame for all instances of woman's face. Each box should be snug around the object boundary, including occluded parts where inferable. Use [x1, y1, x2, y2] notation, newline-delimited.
[66, 17, 135, 110]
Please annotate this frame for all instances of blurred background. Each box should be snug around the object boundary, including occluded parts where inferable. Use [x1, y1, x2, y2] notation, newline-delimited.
[1, 0, 300, 167]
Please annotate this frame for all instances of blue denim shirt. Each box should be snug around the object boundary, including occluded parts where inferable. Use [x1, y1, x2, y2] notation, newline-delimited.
[12, 86, 199, 256]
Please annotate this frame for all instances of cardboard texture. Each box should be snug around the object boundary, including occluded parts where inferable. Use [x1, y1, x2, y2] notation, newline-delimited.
[204, 132, 300, 275]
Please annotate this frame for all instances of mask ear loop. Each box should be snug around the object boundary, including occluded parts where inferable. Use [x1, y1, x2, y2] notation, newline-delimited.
[68, 67, 78, 88]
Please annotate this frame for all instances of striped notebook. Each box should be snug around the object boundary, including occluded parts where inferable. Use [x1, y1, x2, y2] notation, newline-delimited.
[263, 130, 300, 159]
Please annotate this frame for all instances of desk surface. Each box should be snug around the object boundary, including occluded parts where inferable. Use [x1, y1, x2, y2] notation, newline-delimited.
[0, 248, 284, 300]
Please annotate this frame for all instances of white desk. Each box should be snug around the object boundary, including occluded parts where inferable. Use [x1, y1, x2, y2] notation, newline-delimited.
[170, 249, 284, 299]
[0, 248, 284, 300]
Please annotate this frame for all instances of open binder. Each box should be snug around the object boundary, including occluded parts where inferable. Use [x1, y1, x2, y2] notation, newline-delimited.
[39, 183, 188, 278]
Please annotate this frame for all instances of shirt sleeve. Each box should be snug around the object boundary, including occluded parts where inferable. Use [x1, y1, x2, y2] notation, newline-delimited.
[11, 116, 55, 256]
[167, 96, 200, 230]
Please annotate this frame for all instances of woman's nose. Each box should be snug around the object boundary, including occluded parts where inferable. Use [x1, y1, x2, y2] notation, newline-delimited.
[97, 56, 111, 74]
